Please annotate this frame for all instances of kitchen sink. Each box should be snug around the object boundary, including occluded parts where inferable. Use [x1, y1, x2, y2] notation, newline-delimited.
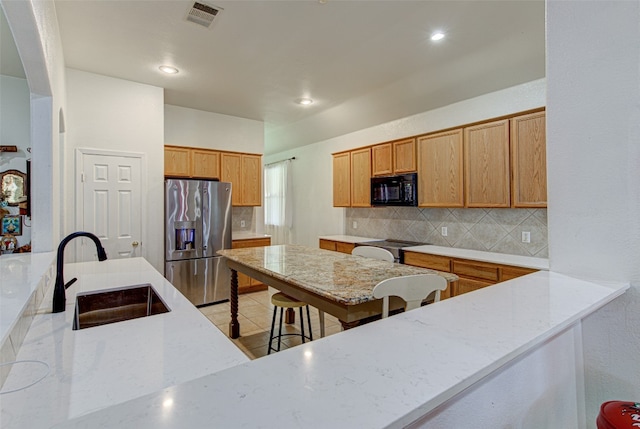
[73, 283, 170, 330]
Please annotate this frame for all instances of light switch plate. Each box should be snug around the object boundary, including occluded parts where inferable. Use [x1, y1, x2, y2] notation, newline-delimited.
[352, 221, 358, 229]
[240, 220, 246, 228]
[441, 227, 448, 237]
[522, 231, 531, 243]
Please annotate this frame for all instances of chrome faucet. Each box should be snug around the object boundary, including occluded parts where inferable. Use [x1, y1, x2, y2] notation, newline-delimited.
[52, 231, 108, 313]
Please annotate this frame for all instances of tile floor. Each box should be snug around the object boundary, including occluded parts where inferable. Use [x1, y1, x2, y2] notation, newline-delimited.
[199, 289, 344, 359]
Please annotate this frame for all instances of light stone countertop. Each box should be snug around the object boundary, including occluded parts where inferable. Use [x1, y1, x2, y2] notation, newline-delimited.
[319, 234, 379, 243]
[232, 231, 271, 241]
[0, 257, 248, 428]
[219, 244, 459, 305]
[0, 252, 56, 377]
[405, 245, 549, 270]
[318, 235, 549, 270]
[54, 271, 628, 429]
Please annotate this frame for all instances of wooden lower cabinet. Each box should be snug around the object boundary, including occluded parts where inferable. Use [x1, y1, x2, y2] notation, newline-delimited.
[403, 250, 538, 298]
[231, 237, 271, 294]
[319, 239, 355, 254]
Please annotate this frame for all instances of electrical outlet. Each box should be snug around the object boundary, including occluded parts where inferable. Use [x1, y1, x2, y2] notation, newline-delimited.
[240, 220, 246, 228]
[522, 231, 531, 243]
[441, 226, 448, 237]
[352, 221, 358, 229]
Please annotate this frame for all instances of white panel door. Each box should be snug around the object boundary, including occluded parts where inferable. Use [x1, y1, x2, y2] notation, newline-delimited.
[79, 152, 142, 261]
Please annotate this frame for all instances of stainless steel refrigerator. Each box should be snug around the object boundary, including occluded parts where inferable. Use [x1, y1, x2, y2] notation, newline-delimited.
[164, 179, 232, 306]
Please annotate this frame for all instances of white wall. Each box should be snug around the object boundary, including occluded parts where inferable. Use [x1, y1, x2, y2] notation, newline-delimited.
[65, 69, 165, 271]
[265, 79, 546, 247]
[164, 104, 265, 233]
[2, 0, 67, 253]
[547, 1, 640, 426]
[165, 104, 264, 154]
[0, 75, 31, 248]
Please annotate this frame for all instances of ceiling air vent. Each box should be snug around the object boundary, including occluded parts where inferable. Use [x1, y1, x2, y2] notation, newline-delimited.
[186, 2, 223, 29]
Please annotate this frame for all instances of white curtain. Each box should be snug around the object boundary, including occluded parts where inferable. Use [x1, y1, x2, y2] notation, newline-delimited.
[264, 159, 293, 245]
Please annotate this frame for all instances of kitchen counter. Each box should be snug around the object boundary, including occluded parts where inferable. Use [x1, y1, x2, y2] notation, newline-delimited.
[53, 271, 628, 428]
[232, 231, 271, 241]
[318, 234, 379, 243]
[0, 252, 56, 385]
[0, 257, 248, 428]
[405, 244, 549, 271]
[319, 235, 549, 270]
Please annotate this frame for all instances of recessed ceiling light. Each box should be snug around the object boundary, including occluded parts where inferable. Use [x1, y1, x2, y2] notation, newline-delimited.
[159, 65, 179, 74]
[431, 32, 445, 41]
[296, 98, 314, 106]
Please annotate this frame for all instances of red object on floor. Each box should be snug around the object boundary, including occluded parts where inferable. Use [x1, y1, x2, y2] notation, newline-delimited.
[597, 401, 640, 429]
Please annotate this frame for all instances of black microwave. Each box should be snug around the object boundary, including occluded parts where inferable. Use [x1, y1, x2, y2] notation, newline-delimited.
[371, 173, 418, 206]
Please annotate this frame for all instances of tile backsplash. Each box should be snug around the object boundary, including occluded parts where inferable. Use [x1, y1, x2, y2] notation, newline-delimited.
[232, 207, 254, 232]
[345, 207, 548, 258]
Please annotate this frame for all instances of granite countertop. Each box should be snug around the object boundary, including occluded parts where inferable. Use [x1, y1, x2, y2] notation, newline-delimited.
[218, 244, 459, 305]
[54, 271, 628, 429]
[0, 257, 248, 428]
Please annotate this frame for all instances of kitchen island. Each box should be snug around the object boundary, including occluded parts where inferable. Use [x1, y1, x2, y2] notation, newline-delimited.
[0, 257, 248, 428]
[218, 244, 459, 336]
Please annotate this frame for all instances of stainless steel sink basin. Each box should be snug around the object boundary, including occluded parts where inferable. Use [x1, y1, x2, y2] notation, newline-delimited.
[73, 283, 170, 330]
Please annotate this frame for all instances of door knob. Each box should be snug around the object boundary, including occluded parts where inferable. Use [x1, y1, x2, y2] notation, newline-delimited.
[132, 241, 139, 247]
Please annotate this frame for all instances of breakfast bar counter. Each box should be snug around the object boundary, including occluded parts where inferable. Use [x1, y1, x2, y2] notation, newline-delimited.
[53, 270, 628, 428]
[0, 257, 248, 428]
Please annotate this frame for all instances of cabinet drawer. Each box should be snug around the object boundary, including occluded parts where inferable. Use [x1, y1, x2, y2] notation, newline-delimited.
[232, 238, 271, 249]
[336, 242, 355, 254]
[500, 266, 537, 281]
[454, 277, 494, 296]
[319, 239, 337, 251]
[452, 260, 499, 282]
[403, 251, 451, 272]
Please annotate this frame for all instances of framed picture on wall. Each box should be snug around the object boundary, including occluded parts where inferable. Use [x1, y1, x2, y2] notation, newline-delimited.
[1, 215, 22, 236]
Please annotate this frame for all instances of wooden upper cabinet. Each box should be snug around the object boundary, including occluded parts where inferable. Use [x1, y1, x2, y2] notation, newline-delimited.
[464, 120, 510, 207]
[221, 153, 243, 206]
[191, 149, 220, 179]
[351, 147, 371, 207]
[393, 138, 416, 174]
[372, 143, 393, 176]
[511, 112, 547, 207]
[241, 154, 262, 206]
[417, 129, 464, 207]
[164, 146, 191, 177]
[372, 138, 416, 176]
[333, 152, 351, 207]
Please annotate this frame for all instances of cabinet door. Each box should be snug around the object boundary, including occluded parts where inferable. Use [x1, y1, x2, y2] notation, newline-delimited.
[454, 277, 494, 296]
[335, 241, 355, 254]
[164, 146, 191, 177]
[464, 120, 510, 207]
[511, 112, 547, 207]
[232, 237, 271, 293]
[319, 239, 338, 251]
[221, 153, 242, 206]
[403, 251, 451, 272]
[192, 149, 220, 179]
[417, 129, 464, 207]
[372, 143, 393, 176]
[241, 154, 262, 206]
[351, 148, 371, 207]
[333, 152, 351, 207]
[393, 138, 416, 174]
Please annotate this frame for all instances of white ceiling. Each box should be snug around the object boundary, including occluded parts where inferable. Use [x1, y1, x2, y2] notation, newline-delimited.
[4, 1, 545, 155]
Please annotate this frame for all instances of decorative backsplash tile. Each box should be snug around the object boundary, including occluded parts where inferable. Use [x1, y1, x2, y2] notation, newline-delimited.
[346, 207, 548, 258]
[232, 207, 254, 232]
